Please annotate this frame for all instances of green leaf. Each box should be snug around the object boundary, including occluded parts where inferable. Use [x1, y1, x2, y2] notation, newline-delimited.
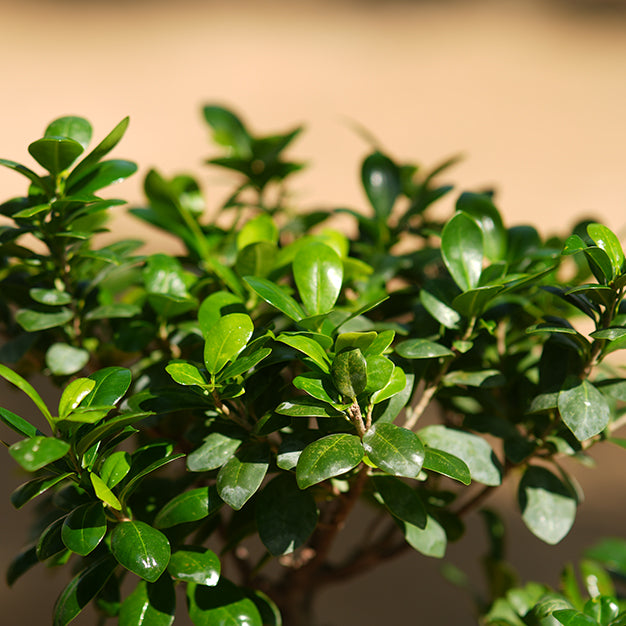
[53, 556, 117, 626]
[15, 307, 73, 331]
[28, 137, 84, 175]
[518, 465, 577, 545]
[237, 213, 279, 248]
[363, 423, 424, 478]
[119, 577, 175, 626]
[244, 276, 304, 321]
[585, 538, 626, 576]
[587, 223, 624, 278]
[187, 578, 262, 626]
[198, 291, 246, 335]
[45, 116, 92, 149]
[236, 241, 277, 278]
[67, 117, 130, 189]
[166, 361, 207, 387]
[552, 609, 598, 626]
[331, 348, 367, 399]
[0, 363, 52, 424]
[187, 431, 244, 472]
[203, 313, 254, 376]
[361, 151, 401, 220]
[419, 425, 502, 485]
[0, 406, 39, 438]
[277, 333, 331, 372]
[154, 486, 221, 528]
[218, 347, 272, 381]
[9, 436, 70, 472]
[216, 443, 269, 510]
[11, 473, 72, 509]
[558, 379, 610, 441]
[256, 474, 318, 555]
[85, 303, 142, 320]
[100, 451, 131, 488]
[371, 366, 407, 405]
[395, 339, 453, 359]
[111, 521, 170, 582]
[335, 331, 378, 354]
[452, 285, 503, 317]
[168, 547, 220, 586]
[293, 242, 343, 316]
[37, 517, 68, 561]
[456, 192, 506, 261]
[419, 286, 461, 330]
[400, 515, 447, 558]
[441, 211, 484, 291]
[275, 397, 344, 418]
[203, 105, 252, 158]
[90, 472, 122, 510]
[84, 367, 132, 407]
[364, 355, 395, 394]
[372, 474, 426, 528]
[244, 590, 282, 626]
[442, 369, 504, 388]
[29, 288, 73, 306]
[422, 447, 471, 485]
[70, 159, 137, 195]
[62, 503, 107, 556]
[58, 377, 96, 419]
[296, 433, 364, 489]
[293, 372, 340, 404]
[6, 544, 39, 587]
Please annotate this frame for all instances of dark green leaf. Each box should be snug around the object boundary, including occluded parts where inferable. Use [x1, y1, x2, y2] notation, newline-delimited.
[395, 339, 453, 359]
[0, 158, 48, 191]
[452, 285, 503, 317]
[15, 307, 73, 332]
[293, 242, 343, 316]
[69, 159, 137, 195]
[331, 348, 367, 399]
[257, 473, 319, 555]
[111, 521, 170, 582]
[6, 544, 39, 587]
[187, 578, 262, 626]
[419, 425, 502, 485]
[441, 212, 484, 291]
[296, 433, 364, 489]
[456, 192, 506, 262]
[518, 465, 577, 545]
[203, 313, 254, 376]
[558, 379, 610, 441]
[62, 502, 107, 556]
[442, 369, 504, 388]
[100, 451, 131, 488]
[419, 286, 461, 330]
[275, 397, 344, 418]
[119, 577, 175, 626]
[154, 486, 221, 528]
[84, 367, 132, 408]
[236, 241, 277, 278]
[216, 443, 269, 510]
[9, 436, 70, 472]
[37, 516, 69, 561]
[587, 223, 624, 278]
[423, 447, 471, 484]
[28, 137, 84, 175]
[0, 406, 39, 438]
[168, 547, 220, 586]
[361, 151, 401, 220]
[363, 423, 425, 478]
[53, 556, 117, 626]
[372, 474, 426, 528]
[203, 105, 252, 158]
[11, 473, 72, 509]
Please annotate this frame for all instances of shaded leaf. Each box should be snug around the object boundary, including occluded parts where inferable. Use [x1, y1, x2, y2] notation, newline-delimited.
[372, 474, 426, 528]
[119, 577, 175, 626]
[216, 443, 269, 510]
[154, 486, 221, 529]
[111, 521, 170, 582]
[62, 503, 107, 556]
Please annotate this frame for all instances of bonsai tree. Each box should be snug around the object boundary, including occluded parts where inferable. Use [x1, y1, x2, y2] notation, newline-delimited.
[1, 106, 626, 626]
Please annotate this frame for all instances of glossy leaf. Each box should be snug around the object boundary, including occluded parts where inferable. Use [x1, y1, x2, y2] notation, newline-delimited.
[100, 451, 131, 488]
[331, 348, 367, 399]
[168, 547, 220, 586]
[203, 105, 252, 158]
[257, 474, 318, 555]
[90, 472, 122, 510]
[400, 515, 447, 558]
[72, 159, 137, 195]
[154, 486, 220, 529]
[187, 431, 244, 472]
[0, 406, 38, 438]
[53, 556, 117, 626]
[237, 213, 278, 249]
[456, 192, 506, 262]
[277, 333, 331, 373]
[37, 517, 67, 561]
[293, 372, 340, 404]
[296, 433, 364, 489]
[558, 379, 610, 441]
[275, 397, 344, 418]
[119, 577, 175, 626]
[61, 503, 107, 556]
[395, 339, 453, 359]
[244, 276, 304, 321]
[364, 355, 394, 394]
[371, 366, 407, 404]
[422, 447, 471, 485]
[83, 367, 132, 407]
[0, 363, 52, 423]
[198, 291, 246, 335]
[28, 137, 84, 175]
[58, 377, 96, 420]
[518, 465, 577, 545]
[216, 443, 269, 510]
[45, 116, 92, 149]
[15, 308, 74, 331]
[111, 521, 170, 582]
[363, 423, 424, 478]
[293, 242, 343, 315]
[419, 286, 461, 330]
[9, 436, 70, 472]
[11, 472, 72, 509]
[203, 313, 253, 376]
[30, 288, 73, 306]
[361, 151, 401, 220]
[441, 211, 484, 292]
[187, 578, 262, 626]
[452, 285, 503, 318]
[587, 223, 624, 278]
[419, 425, 502, 485]
[372, 474, 426, 528]
[166, 361, 207, 387]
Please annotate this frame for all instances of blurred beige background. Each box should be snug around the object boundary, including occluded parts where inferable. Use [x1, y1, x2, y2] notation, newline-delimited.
[2, 0, 626, 624]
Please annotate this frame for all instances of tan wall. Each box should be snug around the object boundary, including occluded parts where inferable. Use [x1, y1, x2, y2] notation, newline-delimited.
[2, 1, 626, 624]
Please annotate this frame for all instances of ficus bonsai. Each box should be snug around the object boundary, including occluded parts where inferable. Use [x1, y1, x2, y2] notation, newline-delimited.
[1, 106, 626, 626]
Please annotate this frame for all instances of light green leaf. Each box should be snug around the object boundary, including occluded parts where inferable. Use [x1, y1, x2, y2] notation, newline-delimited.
[45, 116, 92, 149]
[28, 137, 84, 175]
[198, 291, 246, 335]
[456, 192, 506, 262]
[203, 313, 253, 375]
[423, 447, 471, 485]
[558, 379, 610, 441]
[166, 361, 207, 387]
[370, 366, 407, 405]
[89, 472, 122, 510]
[58, 378, 96, 419]
[15, 308, 73, 331]
[29, 288, 73, 306]
[400, 515, 447, 558]
[203, 105, 252, 158]
[61, 503, 107, 556]
[257, 474, 318, 556]
[119, 577, 175, 626]
[100, 451, 131, 488]
[0, 406, 39, 438]
[154, 486, 221, 529]
[275, 398, 344, 418]
[519, 465, 577, 545]
[0, 363, 52, 424]
[237, 213, 278, 249]
[216, 443, 269, 510]
[84, 367, 132, 407]
[296, 433, 364, 489]
[292, 372, 340, 404]
[587, 223, 624, 278]
[187, 431, 244, 472]
[277, 333, 331, 372]
[187, 578, 262, 626]
[363, 423, 425, 478]
[9, 436, 70, 472]
[168, 547, 220, 586]
[244, 276, 304, 321]
[395, 339, 453, 359]
[441, 211, 484, 291]
[111, 521, 170, 582]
